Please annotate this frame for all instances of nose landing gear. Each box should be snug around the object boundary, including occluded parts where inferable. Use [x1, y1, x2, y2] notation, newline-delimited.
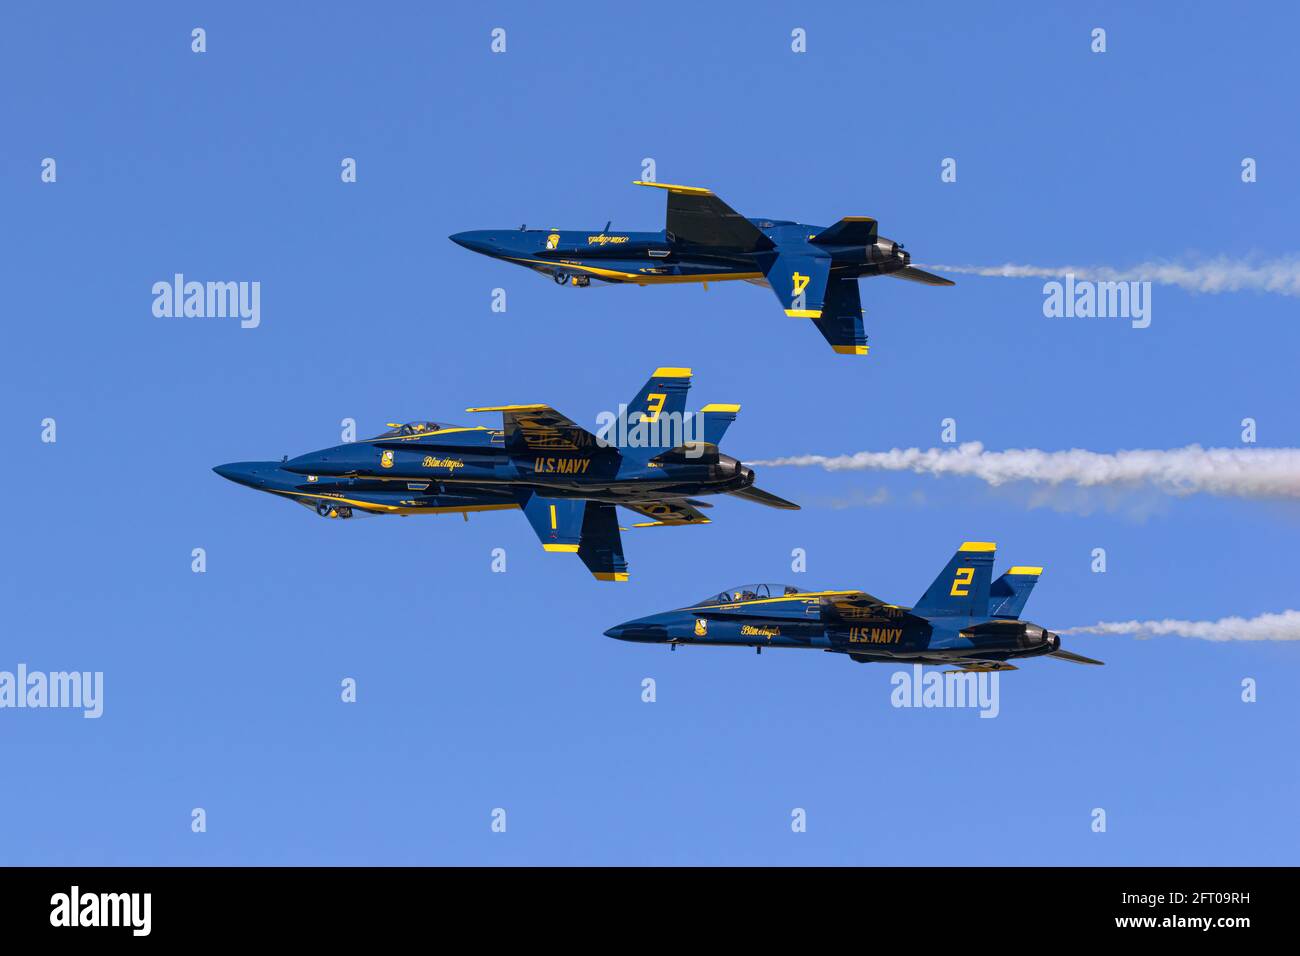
[316, 501, 354, 519]
[553, 271, 590, 287]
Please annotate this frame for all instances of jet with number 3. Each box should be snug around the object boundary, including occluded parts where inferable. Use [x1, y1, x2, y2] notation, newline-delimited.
[604, 542, 1104, 671]
[213, 368, 798, 581]
[450, 181, 953, 356]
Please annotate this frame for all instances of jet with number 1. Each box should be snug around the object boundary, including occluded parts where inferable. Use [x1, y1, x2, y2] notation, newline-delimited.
[213, 368, 798, 582]
[605, 542, 1104, 671]
[450, 181, 953, 356]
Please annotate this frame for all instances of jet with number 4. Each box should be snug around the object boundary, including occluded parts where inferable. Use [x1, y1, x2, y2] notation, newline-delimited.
[450, 180, 953, 356]
[604, 542, 1104, 671]
[212, 368, 798, 581]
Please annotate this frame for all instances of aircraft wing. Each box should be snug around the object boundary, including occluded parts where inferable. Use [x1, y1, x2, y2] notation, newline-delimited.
[822, 590, 892, 621]
[623, 499, 712, 527]
[633, 181, 773, 252]
[465, 403, 601, 452]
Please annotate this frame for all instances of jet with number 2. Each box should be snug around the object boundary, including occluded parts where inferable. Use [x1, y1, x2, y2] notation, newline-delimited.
[605, 542, 1104, 671]
[213, 368, 797, 582]
[450, 181, 953, 356]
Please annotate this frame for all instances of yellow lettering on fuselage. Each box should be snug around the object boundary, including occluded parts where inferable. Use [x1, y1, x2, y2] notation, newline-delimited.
[847, 627, 904, 645]
[534, 457, 593, 475]
[422, 456, 465, 472]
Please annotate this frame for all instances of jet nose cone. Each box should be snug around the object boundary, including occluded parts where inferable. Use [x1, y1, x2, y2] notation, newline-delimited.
[603, 619, 668, 642]
[213, 461, 270, 488]
[449, 230, 497, 254]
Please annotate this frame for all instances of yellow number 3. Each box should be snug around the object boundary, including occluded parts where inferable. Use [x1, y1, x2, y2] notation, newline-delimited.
[644, 393, 666, 423]
[950, 567, 974, 596]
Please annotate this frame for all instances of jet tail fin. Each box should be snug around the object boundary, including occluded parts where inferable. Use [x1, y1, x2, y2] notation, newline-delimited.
[578, 502, 628, 581]
[520, 494, 627, 581]
[646, 403, 739, 465]
[763, 253, 869, 354]
[613, 367, 694, 462]
[988, 567, 1043, 619]
[699, 403, 739, 446]
[912, 542, 997, 618]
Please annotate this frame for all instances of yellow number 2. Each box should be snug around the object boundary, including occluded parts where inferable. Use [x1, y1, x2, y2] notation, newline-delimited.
[950, 567, 974, 597]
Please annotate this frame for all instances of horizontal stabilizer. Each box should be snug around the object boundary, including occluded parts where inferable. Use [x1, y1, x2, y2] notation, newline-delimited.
[889, 266, 954, 286]
[624, 499, 711, 527]
[810, 217, 878, 246]
[1047, 647, 1105, 666]
[728, 486, 800, 510]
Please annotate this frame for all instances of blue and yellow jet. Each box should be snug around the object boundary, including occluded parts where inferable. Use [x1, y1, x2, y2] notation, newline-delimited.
[450, 181, 954, 356]
[213, 368, 797, 581]
[605, 542, 1103, 671]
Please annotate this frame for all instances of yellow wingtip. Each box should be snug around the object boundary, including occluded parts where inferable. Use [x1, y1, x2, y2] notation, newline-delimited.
[542, 544, 580, 553]
[831, 345, 870, 355]
[465, 403, 549, 413]
[632, 181, 713, 196]
[594, 572, 630, 582]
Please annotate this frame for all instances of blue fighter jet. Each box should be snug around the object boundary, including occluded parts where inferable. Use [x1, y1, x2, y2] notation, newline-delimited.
[213, 368, 798, 581]
[451, 181, 953, 356]
[605, 542, 1104, 671]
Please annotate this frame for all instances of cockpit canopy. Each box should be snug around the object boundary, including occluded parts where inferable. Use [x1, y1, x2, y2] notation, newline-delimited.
[370, 421, 444, 439]
[696, 583, 808, 605]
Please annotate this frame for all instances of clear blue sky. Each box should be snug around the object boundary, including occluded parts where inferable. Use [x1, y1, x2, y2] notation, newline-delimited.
[3, 1, 1298, 865]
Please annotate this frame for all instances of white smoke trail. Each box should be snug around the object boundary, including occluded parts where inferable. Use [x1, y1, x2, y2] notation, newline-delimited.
[923, 256, 1300, 297]
[752, 443, 1300, 500]
[1064, 610, 1300, 642]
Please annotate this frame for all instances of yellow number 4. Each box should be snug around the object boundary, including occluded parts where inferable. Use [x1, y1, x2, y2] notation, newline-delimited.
[950, 567, 974, 597]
